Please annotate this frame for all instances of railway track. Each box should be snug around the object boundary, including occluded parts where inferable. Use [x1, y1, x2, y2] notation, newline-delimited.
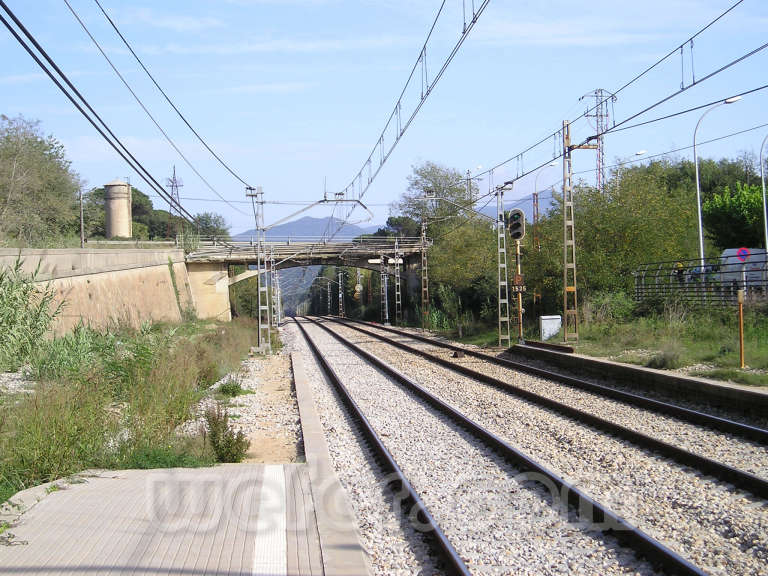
[324, 316, 768, 498]
[294, 317, 719, 575]
[301, 316, 768, 575]
[337, 317, 768, 442]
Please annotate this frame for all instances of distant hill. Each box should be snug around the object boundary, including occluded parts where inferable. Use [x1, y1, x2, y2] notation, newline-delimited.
[234, 216, 381, 241]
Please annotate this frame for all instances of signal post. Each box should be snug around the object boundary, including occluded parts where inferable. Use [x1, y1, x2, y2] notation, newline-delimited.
[506, 208, 526, 344]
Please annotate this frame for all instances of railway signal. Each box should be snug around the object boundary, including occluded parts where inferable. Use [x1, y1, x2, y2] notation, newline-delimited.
[506, 209, 525, 240]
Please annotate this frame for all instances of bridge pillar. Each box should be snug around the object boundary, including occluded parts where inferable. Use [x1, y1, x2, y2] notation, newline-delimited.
[186, 262, 232, 321]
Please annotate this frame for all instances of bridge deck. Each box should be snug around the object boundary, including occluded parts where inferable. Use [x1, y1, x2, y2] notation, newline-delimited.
[186, 237, 426, 264]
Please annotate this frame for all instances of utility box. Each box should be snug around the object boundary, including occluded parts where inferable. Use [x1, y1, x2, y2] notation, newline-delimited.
[540, 315, 561, 341]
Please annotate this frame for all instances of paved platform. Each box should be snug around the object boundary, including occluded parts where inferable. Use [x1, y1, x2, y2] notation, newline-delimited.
[0, 464, 320, 575]
[0, 353, 370, 576]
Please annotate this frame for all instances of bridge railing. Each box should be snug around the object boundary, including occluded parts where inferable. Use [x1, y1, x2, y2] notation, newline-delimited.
[179, 235, 425, 246]
[632, 255, 768, 307]
[180, 234, 430, 260]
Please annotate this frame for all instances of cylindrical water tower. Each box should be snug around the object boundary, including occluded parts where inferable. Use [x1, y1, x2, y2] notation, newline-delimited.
[104, 180, 132, 239]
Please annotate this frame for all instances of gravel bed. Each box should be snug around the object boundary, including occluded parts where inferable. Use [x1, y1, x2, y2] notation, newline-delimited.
[340, 321, 768, 479]
[379, 322, 768, 429]
[229, 339, 303, 452]
[301, 321, 661, 576]
[283, 322, 441, 576]
[324, 320, 768, 576]
[503, 349, 768, 430]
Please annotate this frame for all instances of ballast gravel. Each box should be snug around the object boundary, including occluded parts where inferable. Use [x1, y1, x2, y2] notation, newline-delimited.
[344, 321, 768, 479]
[325, 319, 768, 576]
[299, 321, 660, 576]
[283, 323, 441, 576]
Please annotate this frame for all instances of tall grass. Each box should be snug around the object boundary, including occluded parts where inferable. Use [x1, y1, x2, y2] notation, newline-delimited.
[577, 293, 768, 384]
[0, 318, 259, 503]
[0, 259, 61, 371]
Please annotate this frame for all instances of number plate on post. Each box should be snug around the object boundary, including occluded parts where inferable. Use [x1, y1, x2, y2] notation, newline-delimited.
[511, 285, 526, 293]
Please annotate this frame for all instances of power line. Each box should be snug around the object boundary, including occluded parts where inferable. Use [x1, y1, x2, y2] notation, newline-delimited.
[332, 0, 492, 237]
[428, 119, 768, 240]
[91, 0, 253, 190]
[595, 43, 768, 142]
[576, 0, 746, 124]
[62, 0, 248, 216]
[604, 84, 768, 135]
[0, 1, 195, 223]
[466, 1, 754, 186]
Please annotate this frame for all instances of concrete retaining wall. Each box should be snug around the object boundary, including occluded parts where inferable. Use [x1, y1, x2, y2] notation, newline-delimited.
[1, 249, 197, 333]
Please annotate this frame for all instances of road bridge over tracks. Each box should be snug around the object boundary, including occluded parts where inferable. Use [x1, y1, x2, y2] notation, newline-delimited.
[186, 236, 426, 270]
[185, 236, 428, 320]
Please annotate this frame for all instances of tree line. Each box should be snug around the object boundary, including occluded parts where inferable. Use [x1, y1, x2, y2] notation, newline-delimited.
[0, 115, 229, 246]
[306, 154, 766, 333]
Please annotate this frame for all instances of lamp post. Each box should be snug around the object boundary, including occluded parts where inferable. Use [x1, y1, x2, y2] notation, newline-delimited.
[694, 96, 741, 269]
[760, 132, 768, 256]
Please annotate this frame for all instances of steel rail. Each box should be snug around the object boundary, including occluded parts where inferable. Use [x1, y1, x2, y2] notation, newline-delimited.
[338, 317, 768, 445]
[292, 318, 471, 576]
[323, 317, 768, 499]
[302, 316, 707, 576]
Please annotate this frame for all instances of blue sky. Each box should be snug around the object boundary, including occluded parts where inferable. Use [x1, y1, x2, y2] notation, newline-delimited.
[1, 0, 767, 233]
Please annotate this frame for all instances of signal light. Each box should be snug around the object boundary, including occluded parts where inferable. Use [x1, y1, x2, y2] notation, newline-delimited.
[505, 208, 525, 240]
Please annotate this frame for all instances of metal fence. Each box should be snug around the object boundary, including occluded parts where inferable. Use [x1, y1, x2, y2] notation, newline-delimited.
[633, 255, 768, 306]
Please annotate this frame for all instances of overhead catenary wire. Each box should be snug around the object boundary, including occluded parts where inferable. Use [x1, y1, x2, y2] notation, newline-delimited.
[62, 0, 248, 216]
[575, 0, 746, 125]
[428, 119, 768, 241]
[464, 0, 756, 187]
[91, 0, 253, 191]
[0, 1, 195, 223]
[331, 0, 491, 238]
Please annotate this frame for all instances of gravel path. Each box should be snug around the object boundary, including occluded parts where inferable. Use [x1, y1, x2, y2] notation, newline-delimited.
[322, 319, 768, 576]
[299, 320, 661, 576]
[283, 322, 441, 576]
[177, 337, 303, 462]
[339, 320, 768, 479]
[229, 338, 304, 462]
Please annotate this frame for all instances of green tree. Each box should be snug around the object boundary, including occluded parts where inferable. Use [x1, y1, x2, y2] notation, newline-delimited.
[0, 115, 81, 245]
[195, 212, 230, 239]
[394, 161, 477, 233]
[702, 182, 765, 249]
[372, 215, 420, 237]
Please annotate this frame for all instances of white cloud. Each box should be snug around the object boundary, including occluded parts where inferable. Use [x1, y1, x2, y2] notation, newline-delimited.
[474, 17, 666, 48]
[128, 8, 224, 33]
[0, 73, 46, 85]
[141, 34, 412, 56]
[204, 82, 313, 95]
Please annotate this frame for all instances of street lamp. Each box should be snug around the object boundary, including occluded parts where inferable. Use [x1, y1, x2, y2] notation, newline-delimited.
[760, 132, 768, 257]
[694, 95, 741, 269]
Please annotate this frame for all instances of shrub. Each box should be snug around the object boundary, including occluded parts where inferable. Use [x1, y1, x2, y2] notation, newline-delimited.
[0, 259, 61, 371]
[204, 403, 250, 463]
[1, 318, 259, 502]
[218, 378, 248, 398]
[646, 340, 683, 369]
[585, 291, 636, 323]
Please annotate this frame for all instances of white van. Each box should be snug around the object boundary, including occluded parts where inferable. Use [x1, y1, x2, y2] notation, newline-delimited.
[719, 248, 767, 289]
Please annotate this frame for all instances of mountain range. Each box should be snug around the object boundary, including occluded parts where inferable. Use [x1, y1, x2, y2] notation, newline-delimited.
[234, 216, 381, 241]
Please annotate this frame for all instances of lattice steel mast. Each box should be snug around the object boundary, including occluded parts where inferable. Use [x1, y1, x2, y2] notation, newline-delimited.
[580, 89, 616, 192]
[497, 186, 511, 348]
[246, 185, 271, 353]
